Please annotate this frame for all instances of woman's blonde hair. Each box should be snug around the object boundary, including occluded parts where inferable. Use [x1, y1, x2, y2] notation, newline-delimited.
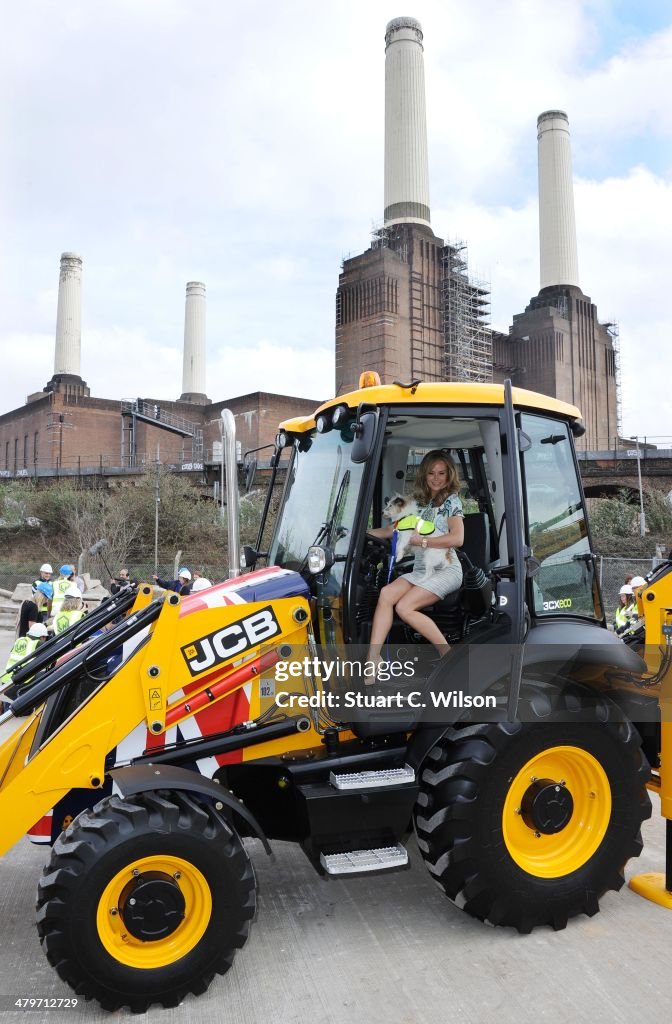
[33, 590, 46, 610]
[413, 450, 460, 506]
[62, 595, 82, 611]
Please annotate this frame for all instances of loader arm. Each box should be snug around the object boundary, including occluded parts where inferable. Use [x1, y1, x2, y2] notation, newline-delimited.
[0, 589, 310, 856]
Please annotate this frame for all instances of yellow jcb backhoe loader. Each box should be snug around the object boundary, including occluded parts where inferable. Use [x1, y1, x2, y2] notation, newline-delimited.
[1, 376, 670, 1012]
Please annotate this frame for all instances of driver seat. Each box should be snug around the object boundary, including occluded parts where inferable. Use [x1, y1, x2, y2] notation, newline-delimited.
[392, 512, 491, 643]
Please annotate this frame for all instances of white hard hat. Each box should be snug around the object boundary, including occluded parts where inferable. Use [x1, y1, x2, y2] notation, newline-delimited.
[178, 568, 192, 580]
[40, 563, 53, 574]
[630, 576, 646, 588]
[191, 577, 212, 592]
[65, 584, 83, 598]
[28, 622, 49, 638]
[619, 584, 633, 596]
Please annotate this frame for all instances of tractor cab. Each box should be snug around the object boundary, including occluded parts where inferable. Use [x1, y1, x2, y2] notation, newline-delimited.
[260, 375, 605, 678]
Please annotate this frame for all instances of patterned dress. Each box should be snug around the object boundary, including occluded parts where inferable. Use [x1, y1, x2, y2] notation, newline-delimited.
[402, 493, 464, 598]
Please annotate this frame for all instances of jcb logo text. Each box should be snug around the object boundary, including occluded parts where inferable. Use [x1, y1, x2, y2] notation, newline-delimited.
[181, 606, 280, 675]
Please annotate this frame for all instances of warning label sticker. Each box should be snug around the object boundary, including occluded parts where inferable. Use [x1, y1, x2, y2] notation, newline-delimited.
[148, 688, 163, 710]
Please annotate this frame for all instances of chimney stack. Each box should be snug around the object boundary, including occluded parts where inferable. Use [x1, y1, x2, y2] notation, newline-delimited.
[384, 17, 431, 227]
[44, 251, 89, 397]
[179, 281, 208, 404]
[54, 252, 83, 377]
[537, 110, 579, 289]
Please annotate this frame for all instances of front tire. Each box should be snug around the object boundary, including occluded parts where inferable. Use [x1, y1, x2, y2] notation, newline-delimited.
[36, 791, 256, 1011]
[414, 692, 651, 933]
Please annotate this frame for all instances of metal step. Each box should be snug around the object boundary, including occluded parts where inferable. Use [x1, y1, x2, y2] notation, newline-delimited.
[320, 844, 408, 875]
[329, 765, 415, 790]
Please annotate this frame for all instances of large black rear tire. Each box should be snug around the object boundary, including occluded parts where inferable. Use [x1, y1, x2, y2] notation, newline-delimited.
[414, 689, 651, 933]
[36, 791, 256, 1011]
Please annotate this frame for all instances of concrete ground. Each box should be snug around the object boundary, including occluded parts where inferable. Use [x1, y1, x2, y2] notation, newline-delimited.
[1, 631, 672, 1024]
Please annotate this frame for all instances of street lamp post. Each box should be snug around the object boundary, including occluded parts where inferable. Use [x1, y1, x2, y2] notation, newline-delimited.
[154, 445, 161, 572]
[630, 436, 646, 537]
[219, 420, 225, 523]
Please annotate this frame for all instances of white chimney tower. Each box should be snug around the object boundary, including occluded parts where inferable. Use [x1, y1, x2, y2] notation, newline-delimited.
[384, 17, 431, 228]
[179, 281, 208, 402]
[54, 252, 83, 376]
[537, 110, 580, 289]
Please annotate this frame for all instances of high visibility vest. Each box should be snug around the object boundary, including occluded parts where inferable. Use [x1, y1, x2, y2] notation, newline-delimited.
[51, 578, 74, 618]
[614, 605, 628, 630]
[53, 608, 86, 636]
[1, 635, 40, 686]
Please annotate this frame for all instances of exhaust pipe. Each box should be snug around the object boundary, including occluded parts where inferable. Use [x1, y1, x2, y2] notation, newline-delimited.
[221, 409, 241, 578]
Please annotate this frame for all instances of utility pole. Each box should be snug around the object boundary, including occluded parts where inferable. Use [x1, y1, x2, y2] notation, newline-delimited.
[220, 419, 225, 524]
[154, 445, 161, 572]
[630, 436, 646, 537]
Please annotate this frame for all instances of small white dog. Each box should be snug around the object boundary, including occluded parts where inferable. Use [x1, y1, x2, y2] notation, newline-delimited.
[382, 494, 457, 570]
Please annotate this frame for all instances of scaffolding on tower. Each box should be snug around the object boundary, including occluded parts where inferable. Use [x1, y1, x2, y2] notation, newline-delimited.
[442, 242, 492, 383]
[603, 321, 622, 446]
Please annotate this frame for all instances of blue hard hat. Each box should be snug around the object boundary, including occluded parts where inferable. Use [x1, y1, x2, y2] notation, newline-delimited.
[59, 564, 75, 576]
[34, 580, 53, 599]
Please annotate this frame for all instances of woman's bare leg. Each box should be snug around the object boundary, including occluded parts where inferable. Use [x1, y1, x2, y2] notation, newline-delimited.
[367, 577, 413, 660]
[395, 586, 450, 653]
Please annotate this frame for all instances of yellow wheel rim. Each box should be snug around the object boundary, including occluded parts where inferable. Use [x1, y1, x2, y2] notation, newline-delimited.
[502, 745, 611, 879]
[96, 855, 212, 968]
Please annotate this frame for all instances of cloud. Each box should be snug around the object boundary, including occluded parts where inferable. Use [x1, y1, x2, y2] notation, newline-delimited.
[1, 0, 670, 447]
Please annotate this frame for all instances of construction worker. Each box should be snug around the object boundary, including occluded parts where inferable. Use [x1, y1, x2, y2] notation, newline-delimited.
[191, 576, 213, 593]
[34, 562, 53, 586]
[17, 584, 51, 636]
[50, 564, 76, 620]
[1, 622, 49, 712]
[31, 564, 54, 609]
[152, 568, 192, 595]
[618, 575, 648, 640]
[631, 574, 647, 595]
[614, 584, 635, 633]
[53, 585, 87, 636]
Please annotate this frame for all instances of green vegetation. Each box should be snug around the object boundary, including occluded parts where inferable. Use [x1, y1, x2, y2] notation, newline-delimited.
[588, 487, 672, 556]
[0, 474, 267, 582]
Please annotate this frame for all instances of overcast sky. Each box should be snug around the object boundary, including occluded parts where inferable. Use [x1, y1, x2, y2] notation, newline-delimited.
[2, 0, 671, 441]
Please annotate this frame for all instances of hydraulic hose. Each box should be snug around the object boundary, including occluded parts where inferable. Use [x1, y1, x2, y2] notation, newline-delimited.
[8, 586, 140, 687]
[7, 600, 163, 717]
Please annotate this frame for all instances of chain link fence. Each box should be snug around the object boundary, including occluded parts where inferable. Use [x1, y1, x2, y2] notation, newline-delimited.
[0, 554, 234, 599]
[597, 555, 665, 621]
[3, 552, 667, 631]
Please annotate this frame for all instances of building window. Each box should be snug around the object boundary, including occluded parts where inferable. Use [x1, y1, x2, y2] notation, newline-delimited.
[34, 431, 39, 466]
[23, 434, 28, 468]
[4, 441, 8, 469]
[13, 438, 18, 471]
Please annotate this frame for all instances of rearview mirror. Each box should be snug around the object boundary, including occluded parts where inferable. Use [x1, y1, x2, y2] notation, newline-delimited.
[242, 545, 266, 570]
[244, 458, 257, 492]
[351, 404, 378, 464]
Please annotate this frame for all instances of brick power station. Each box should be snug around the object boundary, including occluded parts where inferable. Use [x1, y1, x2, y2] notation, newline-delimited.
[0, 17, 619, 479]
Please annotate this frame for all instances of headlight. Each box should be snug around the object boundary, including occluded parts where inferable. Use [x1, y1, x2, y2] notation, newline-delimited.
[331, 404, 349, 427]
[307, 546, 327, 573]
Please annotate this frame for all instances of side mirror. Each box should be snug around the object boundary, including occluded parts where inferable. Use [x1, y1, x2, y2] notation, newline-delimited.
[242, 545, 266, 570]
[244, 458, 257, 493]
[351, 403, 378, 464]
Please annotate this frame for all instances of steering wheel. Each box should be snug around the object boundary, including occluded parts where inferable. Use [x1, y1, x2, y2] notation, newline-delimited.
[363, 532, 415, 577]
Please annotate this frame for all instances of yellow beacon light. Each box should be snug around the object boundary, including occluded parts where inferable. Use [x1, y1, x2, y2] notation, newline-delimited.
[359, 370, 381, 389]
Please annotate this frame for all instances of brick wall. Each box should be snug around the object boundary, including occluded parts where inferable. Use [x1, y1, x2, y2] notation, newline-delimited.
[0, 387, 322, 474]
